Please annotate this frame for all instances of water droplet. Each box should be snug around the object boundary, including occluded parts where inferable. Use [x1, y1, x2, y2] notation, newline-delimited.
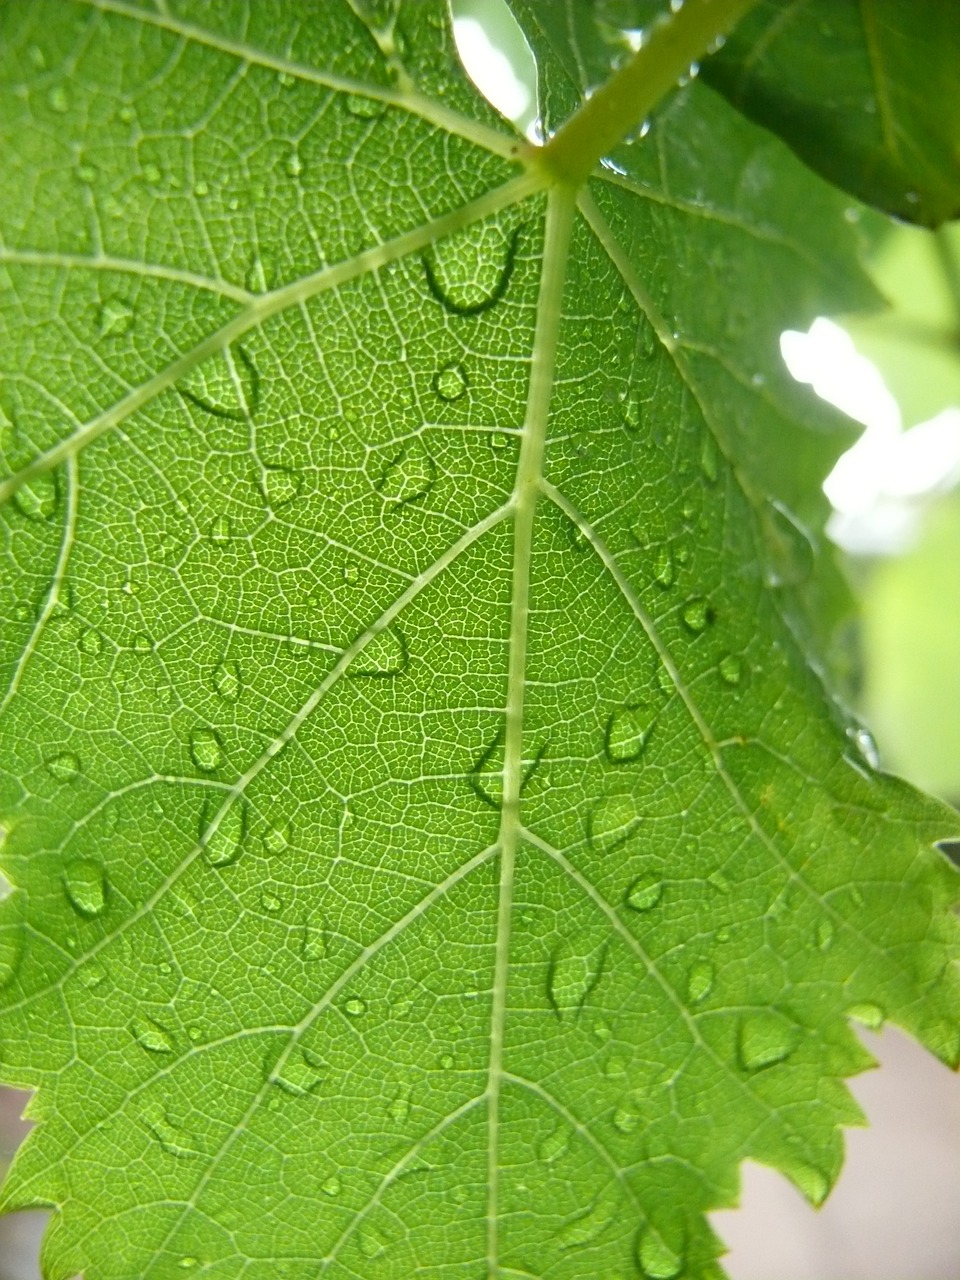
[13, 474, 59, 523]
[190, 728, 224, 772]
[432, 361, 468, 402]
[686, 961, 714, 1003]
[285, 150, 303, 178]
[593, 1019, 612, 1042]
[142, 1104, 199, 1157]
[142, 162, 162, 185]
[625, 874, 663, 912]
[707, 868, 730, 894]
[0, 929, 23, 990]
[375, 439, 436, 509]
[261, 890, 282, 913]
[637, 1227, 683, 1279]
[538, 1123, 570, 1163]
[209, 514, 231, 544]
[700, 434, 719, 483]
[27, 44, 46, 68]
[622, 397, 642, 431]
[588, 792, 638, 852]
[556, 1195, 616, 1248]
[388, 1084, 411, 1123]
[815, 919, 834, 950]
[349, 625, 408, 677]
[345, 93, 386, 119]
[96, 298, 135, 338]
[45, 751, 80, 782]
[201, 797, 245, 869]
[271, 1046, 326, 1095]
[422, 221, 524, 316]
[79, 628, 103, 655]
[359, 1227, 389, 1259]
[178, 1260, 198, 1271]
[604, 704, 653, 763]
[612, 1098, 639, 1133]
[681, 597, 713, 633]
[212, 659, 240, 701]
[301, 911, 327, 961]
[322, 1174, 342, 1196]
[848, 725, 880, 769]
[261, 466, 303, 509]
[344, 996, 367, 1017]
[179, 346, 259, 421]
[262, 822, 289, 855]
[132, 1016, 176, 1054]
[342, 564, 359, 584]
[738, 1012, 799, 1071]
[718, 654, 742, 685]
[118, 103, 135, 123]
[763, 500, 815, 588]
[604, 1054, 627, 1077]
[438, 1052, 454, 1070]
[77, 960, 107, 989]
[47, 85, 69, 113]
[63, 859, 107, 918]
[548, 935, 605, 1016]
[846, 1001, 884, 1029]
[652, 545, 675, 589]
[489, 431, 509, 450]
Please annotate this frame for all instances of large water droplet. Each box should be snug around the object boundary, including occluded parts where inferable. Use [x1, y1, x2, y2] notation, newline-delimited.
[625, 874, 663, 912]
[846, 1001, 885, 1029]
[302, 912, 327, 960]
[432, 361, 469, 402]
[201, 798, 246, 868]
[45, 751, 80, 782]
[718, 654, 742, 686]
[96, 298, 135, 339]
[548, 935, 605, 1017]
[422, 221, 523, 316]
[212, 659, 240, 701]
[13, 473, 59, 523]
[637, 1226, 683, 1279]
[132, 1015, 176, 1054]
[349, 625, 408, 677]
[271, 1047, 326, 1096]
[738, 1012, 799, 1071]
[261, 466, 303, 509]
[588, 792, 639, 852]
[375, 439, 436, 509]
[63, 859, 107, 918]
[555, 1195, 616, 1248]
[681, 597, 714, 634]
[190, 728, 224, 772]
[686, 961, 714, 1003]
[538, 1123, 570, 1163]
[604, 704, 654, 763]
[179, 346, 259, 421]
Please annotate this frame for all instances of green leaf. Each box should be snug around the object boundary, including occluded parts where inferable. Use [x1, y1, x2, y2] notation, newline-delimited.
[1, 3, 958, 1279]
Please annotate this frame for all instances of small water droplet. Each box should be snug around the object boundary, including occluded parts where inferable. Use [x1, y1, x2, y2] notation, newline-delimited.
[190, 728, 224, 772]
[346, 93, 386, 119]
[375, 440, 436, 509]
[0, 929, 24, 991]
[681, 597, 713, 633]
[344, 996, 367, 1017]
[604, 704, 653, 763]
[132, 1016, 176, 1054]
[421, 220, 523, 316]
[588, 792, 638, 852]
[142, 162, 162, 185]
[14, 473, 59, 523]
[187, 1025, 202, 1041]
[322, 1174, 342, 1197]
[63, 859, 107, 917]
[556, 1195, 616, 1248]
[95, 297, 135, 339]
[178, 1259, 198, 1271]
[285, 150, 303, 178]
[548, 935, 605, 1016]
[432, 361, 468, 402]
[271, 1046, 326, 1095]
[261, 890, 282, 913]
[604, 1054, 627, 1078]
[707, 868, 730, 894]
[142, 1104, 198, 1157]
[45, 751, 80, 782]
[637, 1227, 683, 1279]
[686, 961, 714, 1003]
[359, 1227, 389, 1259]
[652, 545, 675, 589]
[342, 563, 359, 584]
[593, 1019, 612, 1042]
[27, 44, 46, 68]
[349, 625, 408, 677]
[77, 960, 107, 989]
[846, 1001, 884, 1029]
[538, 1123, 570, 1163]
[738, 1012, 799, 1071]
[490, 431, 509, 450]
[47, 85, 69, 113]
[301, 912, 327, 961]
[261, 466, 303, 509]
[438, 1052, 454, 1070]
[612, 1098, 639, 1134]
[625, 874, 663, 912]
[388, 1084, 411, 1123]
[79, 628, 103, 655]
[212, 659, 240, 701]
[718, 654, 742, 685]
[622, 397, 642, 431]
[201, 798, 245, 868]
[262, 822, 289, 854]
[700, 433, 719, 483]
[815, 919, 834, 950]
[209, 514, 231, 544]
[848, 725, 880, 769]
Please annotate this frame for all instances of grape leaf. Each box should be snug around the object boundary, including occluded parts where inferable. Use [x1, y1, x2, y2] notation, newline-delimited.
[1, 3, 958, 1279]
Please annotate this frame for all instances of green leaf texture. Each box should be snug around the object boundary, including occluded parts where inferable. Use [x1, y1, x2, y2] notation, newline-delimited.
[0, 3, 958, 1278]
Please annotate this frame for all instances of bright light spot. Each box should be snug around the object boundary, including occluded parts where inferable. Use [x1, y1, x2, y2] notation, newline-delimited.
[781, 318, 960, 554]
[453, 17, 534, 134]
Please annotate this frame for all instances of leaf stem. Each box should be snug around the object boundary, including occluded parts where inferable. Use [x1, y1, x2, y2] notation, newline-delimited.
[537, 0, 759, 186]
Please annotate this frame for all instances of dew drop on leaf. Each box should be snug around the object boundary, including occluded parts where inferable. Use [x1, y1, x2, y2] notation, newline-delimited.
[588, 792, 639, 852]
[271, 1047, 326, 1095]
[622, 397, 642, 431]
[47, 85, 69, 113]
[179, 347, 259, 421]
[625, 874, 663, 912]
[62, 859, 107, 918]
[815, 918, 834, 950]
[612, 1098, 639, 1133]
[212, 659, 240, 701]
[375, 439, 436, 508]
[686, 961, 714, 1003]
[637, 1227, 683, 1279]
[132, 1016, 176, 1054]
[45, 751, 80, 782]
[846, 1001, 885, 1029]
[718, 653, 742, 685]
[0, 929, 23, 990]
[421, 221, 523, 316]
[261, 466, 303, 509]
[604, 704, 653, 763]
[178, 1260, 198, 1271]
[77, 960, 107, 989]
[438, 1053, 454, 1070]
[359, 1227, 389, 1259]
[209, 514, 231, 544]
[261, 891, 282, 913]
[555, 1195, 616, 1248]
[190, 728, 224, 772]
[548, 935, 605, 1016]
[848, 725, 880, 769]
[142, 1104, 198, 1156]
[738, 1012, 799, 1071]
[432, 360, 468, 402]
[342, 563, 359, 584]
[345, 93, 385, 119]
[653, 545, 676, 589]
[302, 912, 327, 961]
[13, 474, 59, 523]
[700, 433, 719, 483]
[604, 1054, 627, 1078]
[79, 628, 102, 655]
[343, 996, 367, 1017]
[322, 1175, 342, 1197]
[202, 798, 245, 868]
[388, 1084, 411, 1123]
[763, 500, 815, 588]
[263, 823, 289, 854]
[489, 431, 509, 450]
[537, 1123, 570, 1163]
[349, 625, 408, 677]
[681, 597, 713, 633]
[96, 297, 135, 339]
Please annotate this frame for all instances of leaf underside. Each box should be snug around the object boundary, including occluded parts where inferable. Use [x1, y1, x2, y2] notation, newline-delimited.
[0, 3, 958, 1279]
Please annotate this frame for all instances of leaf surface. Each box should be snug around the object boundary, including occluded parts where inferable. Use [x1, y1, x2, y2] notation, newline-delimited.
[1, 3, 958, 1279]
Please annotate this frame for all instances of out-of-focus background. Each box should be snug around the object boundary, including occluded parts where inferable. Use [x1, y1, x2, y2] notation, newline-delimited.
[3, 2, 959, 1276]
